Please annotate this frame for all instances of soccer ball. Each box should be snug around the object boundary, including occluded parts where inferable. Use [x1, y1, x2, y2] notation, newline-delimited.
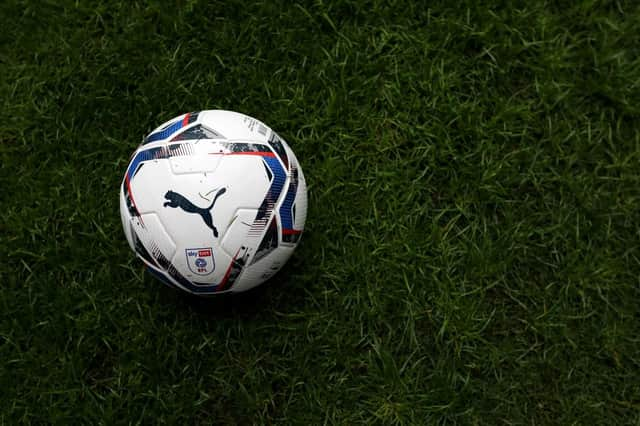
[119, 110, 308, 295]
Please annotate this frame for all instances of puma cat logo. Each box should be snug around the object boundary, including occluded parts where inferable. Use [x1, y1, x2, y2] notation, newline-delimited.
[163, 188, 227, 237]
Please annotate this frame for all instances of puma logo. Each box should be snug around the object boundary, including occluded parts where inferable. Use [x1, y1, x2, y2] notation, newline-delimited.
[163, 188, 227, 237]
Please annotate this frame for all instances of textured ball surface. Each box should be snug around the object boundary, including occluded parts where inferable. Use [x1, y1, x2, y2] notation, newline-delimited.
[119, 110, 307, 294]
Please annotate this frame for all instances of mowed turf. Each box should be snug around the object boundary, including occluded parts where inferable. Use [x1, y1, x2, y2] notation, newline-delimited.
[1, 0, 639, 423]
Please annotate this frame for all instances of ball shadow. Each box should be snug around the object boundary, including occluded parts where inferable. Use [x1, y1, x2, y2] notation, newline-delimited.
[153, 262, 303, 320]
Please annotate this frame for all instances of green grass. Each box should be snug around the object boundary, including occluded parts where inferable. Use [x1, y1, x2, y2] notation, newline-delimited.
[1, 0, 640, 423]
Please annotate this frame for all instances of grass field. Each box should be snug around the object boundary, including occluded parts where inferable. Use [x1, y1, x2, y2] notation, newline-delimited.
[2, 0, 640, 424]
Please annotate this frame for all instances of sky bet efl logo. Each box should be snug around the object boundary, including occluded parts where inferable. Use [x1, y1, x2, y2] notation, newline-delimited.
[185, 247, 215, 275]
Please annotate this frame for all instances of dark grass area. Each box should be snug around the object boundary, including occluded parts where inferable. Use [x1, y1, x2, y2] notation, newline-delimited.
[2, 0, 640, 423]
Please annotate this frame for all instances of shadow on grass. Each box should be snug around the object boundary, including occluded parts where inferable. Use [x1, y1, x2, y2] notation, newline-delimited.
[152, 264, 303, 320]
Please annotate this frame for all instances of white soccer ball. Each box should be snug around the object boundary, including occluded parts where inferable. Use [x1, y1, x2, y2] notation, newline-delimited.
[119, 110, 308, 295]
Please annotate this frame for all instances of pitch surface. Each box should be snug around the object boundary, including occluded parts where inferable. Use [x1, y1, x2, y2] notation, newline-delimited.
[1, 1, 639, 423]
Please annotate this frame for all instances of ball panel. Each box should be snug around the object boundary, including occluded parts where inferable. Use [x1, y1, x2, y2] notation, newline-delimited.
[216, 154, 273, 219]
[292, 168, 308, 232]
[220, 208, 258, 259]
[138, 213, 177, 262]
[266, 131, 290, 170]
[170, 242, 232, 286]
[171, 123, 224, 141]
[233, 245, 296, 292]
[128, 158, 172, 215]
[119, 188, 135, 251]
[251, 216, 279, 265]
[276, 137, 307, 245]
[131, 229, 158, 269]
[169, 150, 223, 174]
[199, 110, 270, 142]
